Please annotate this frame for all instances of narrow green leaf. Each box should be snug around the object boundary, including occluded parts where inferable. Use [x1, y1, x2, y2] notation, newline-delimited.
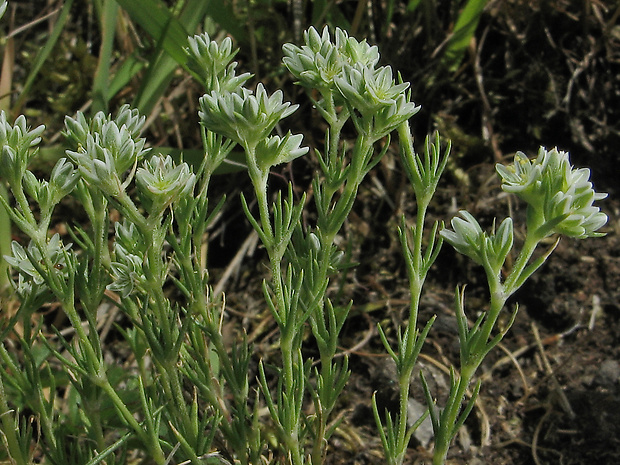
[84, 431, 133, 465]
[371, 393, 392, 458]
[114, 0, 196, 66]
[443, 0, 489, 71]
[451, 379, 481, 438]
[91, 0, 119, 114]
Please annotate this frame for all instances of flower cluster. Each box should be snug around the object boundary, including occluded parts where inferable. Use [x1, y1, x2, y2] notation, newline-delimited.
[186, 32, 251, 93]
[0, 112, 45, 185]
[107, 220, 147, 298]
[282, 26, 379, 93]
[108, 248, 146, 298]
[22, 158, 80, 213]
[441, 212, 513, 277]
[254, 133, 308, 176]
[496, 147, 608, 239]
[199, 83, 299, 149]
[135, 154, 196, 214]
[4, 234, 72, 293]
[282, 26, 419, 137]
[65, 106, 150, 196]
[191, 32, 307, 173]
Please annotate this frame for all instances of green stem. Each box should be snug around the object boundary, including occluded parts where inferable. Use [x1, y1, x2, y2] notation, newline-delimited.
[280, 335, 303, 465]
[432, 283, 508, 464]
[432, 364, 476, 465]
[0, 374, 29, 465]
[392, 201, 430, 464]
[245, 145, 304, 465]
[83, 189, 110, 313]
[306, 131, 376, 465]
[504, 233, 540, 295]
[99, 379, 166, 465]
[325, 135, 374, 233]
[0, 184, 11, 291]
[11, 180, 39, 233]
[433, 230, 544, 464]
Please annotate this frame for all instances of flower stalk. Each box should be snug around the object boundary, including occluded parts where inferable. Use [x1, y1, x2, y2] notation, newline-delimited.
[432, 147, 607, 464]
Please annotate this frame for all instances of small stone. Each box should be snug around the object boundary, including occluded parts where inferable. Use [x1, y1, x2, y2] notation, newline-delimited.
[595, 359, 620, 389]
[407, 398, 434, 447]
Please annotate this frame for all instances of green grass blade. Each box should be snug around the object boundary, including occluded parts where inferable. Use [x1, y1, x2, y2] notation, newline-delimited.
[311, 0, 328, 24]
[407, 0, 424, 12]
[91, 0, 119, 114]
[131, 52, 179, 115]
[132, 0, 210, 114]
[443, 0, 489, 71]
[107, 54, 146, 97]
[115, 0, 211, 114]
[204, 0, 246, 42]
[13, 0, 75, 114]
[115, 0, 205, 71]
[83, 431, 133, 465]
[0, 12, 12, 292]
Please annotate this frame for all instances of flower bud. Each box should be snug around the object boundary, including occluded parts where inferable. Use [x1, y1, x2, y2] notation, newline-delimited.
[441, 212, 514, 276]
[254, 132, 308, 174]
[135, 155, 196, 214]
[186, 33, 251, 93]
[199, 84, 298, 149]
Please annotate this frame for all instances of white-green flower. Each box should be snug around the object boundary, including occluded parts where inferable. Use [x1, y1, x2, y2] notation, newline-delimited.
[497, 147, 607, 239]
[114, 220, 147, 256]
[4, 234, 72, 286]
[282, 26, 379, 93]
[283, 27, 340, 91]
[254, 132, 308, 175]
[135, 155, 196, 210]
[65, 106, 150, 187]
[372, 93, 421, 138]
[23, 158, 80, 207]
[108, 244, 146, 298]
[334, 64, 410, 117]
[0, 112, 45, 184]
[334, 27, 380, 69]
[68, 135, 123, 196]
[186, 33, 251, 93]
[199, 84, 298, 148]
[441, 212, 513, 276]
[65, 105, 146, 147]
[440, 211, 486, 265]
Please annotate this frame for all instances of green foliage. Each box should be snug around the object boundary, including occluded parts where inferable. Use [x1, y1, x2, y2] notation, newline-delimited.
[0, 14, 608, 465]
[406, 0, 489, 70]
[441, 0, 489, 71]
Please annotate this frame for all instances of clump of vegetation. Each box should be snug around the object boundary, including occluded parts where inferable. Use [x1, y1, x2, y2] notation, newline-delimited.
[0, 0, 609, 460]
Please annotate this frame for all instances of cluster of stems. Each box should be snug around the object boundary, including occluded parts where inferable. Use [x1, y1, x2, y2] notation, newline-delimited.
[0, 22, 607, 465]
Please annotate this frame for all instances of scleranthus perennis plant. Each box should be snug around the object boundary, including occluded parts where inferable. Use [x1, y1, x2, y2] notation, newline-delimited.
[0, 18, 608, 465]
[430, 147, 607, 465]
